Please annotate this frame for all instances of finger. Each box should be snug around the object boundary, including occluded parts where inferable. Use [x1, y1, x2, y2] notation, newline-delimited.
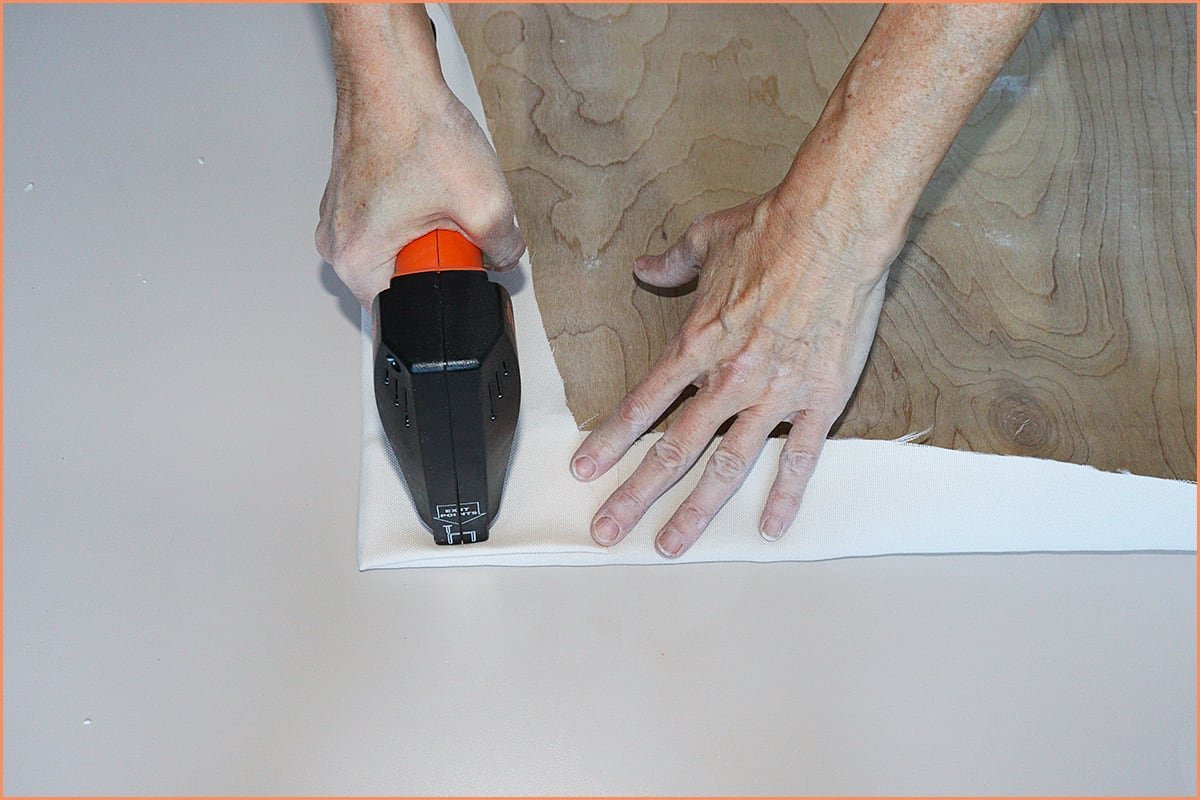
[571, 339, 704, 483]
[655, 413, 777, 558]
[588, 387, 739, 546]
[315, 212, 408, 308]
[759, 411, 833, 542]
[459, 200, 526, 273]
[633, 223, 709, 287]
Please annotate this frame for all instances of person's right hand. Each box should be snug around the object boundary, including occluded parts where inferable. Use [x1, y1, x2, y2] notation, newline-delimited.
[315, 81, 524, 308]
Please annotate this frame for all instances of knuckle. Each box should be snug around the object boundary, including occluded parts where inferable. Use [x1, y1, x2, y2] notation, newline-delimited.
[326, 240, 354, 268]
[672, 330, 702, 363]
[616, 393, 653, 429]
[649, 437, 690, 472]
[707, 447, 749, 482]
[664, 245, 697, 276]
[712, 354, 759, 393]
[768, 485, 804, 512]
[675, 501, 712, 530]
[320, 227, 367, 270]
[314, 222, 331, 260]
[674, 321, 717, 365]
[504, 232, 527, 263]
[781, 447, 819, 477]
[326, 236, 349, 264]
[607, 487, 647, 519]
[751, 198, 774, 230]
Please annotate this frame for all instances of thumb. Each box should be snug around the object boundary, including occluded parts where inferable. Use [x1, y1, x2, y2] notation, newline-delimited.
[633, 224, 709, 287]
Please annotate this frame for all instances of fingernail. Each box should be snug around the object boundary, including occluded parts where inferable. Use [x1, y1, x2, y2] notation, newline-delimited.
[657, 528, 685, 558]
[760, 517, 784, 542]
[571, 455, 596, 480]
[593, 516, 620, 545]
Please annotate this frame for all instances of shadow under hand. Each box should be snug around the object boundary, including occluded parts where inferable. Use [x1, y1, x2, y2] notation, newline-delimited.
[319, 260, 363, 329]
[491, 260, 528, 297]
[634, 274, 699, 298]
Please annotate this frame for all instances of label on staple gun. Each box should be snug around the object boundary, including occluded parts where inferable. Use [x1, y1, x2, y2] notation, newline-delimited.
[434, 501, 485, 526]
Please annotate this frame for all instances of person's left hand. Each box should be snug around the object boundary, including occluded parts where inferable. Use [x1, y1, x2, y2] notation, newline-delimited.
[569, 187, 904, 558]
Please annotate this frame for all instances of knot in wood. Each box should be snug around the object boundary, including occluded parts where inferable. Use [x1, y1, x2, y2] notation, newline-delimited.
[990, 392, 1052, 451]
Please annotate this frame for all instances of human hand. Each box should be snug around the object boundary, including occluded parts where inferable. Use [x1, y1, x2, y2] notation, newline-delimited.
[569, 189, 905, 558]
[565, 0, 1041, 558]
[315, 55, 523, 307]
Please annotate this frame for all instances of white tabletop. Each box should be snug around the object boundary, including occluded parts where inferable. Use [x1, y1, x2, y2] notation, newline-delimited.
[4, 4, 1194, 794]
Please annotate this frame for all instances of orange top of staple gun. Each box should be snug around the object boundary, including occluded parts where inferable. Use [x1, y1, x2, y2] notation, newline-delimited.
[393, 229, 484, 276]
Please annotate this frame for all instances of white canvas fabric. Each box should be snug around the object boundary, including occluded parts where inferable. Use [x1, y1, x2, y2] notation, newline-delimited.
[356, 5, 1195, 569]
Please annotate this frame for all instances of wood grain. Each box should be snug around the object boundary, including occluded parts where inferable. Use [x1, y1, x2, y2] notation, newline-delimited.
[452, 4, 1196, 480]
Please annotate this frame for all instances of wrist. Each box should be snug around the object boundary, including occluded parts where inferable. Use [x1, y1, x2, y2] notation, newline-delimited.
[775, 97, 918, 257]
[767, 128, 911, 282]
[325, 4, 447, 108]
[772, 3, 1041, 271]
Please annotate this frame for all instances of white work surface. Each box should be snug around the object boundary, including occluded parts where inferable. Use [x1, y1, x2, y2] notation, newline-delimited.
[4, 5, 1195, 794]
